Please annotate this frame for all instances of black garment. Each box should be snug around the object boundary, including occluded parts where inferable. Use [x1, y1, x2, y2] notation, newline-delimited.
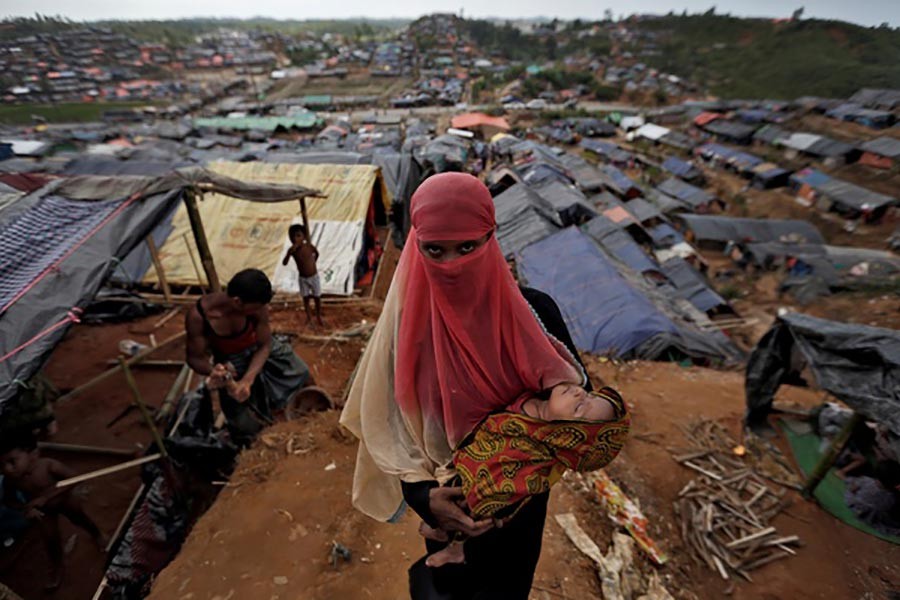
[402, 286, 590, 600]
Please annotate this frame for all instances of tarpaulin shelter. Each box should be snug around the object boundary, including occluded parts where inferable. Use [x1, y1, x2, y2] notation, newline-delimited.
[694, 143, 764, 175]
[530, 179, 598, 226]
[517, 227, 737, 362]
[584, 223, 659, 275]
[0, 168, 320, 410]
[148, 161, 390, 296]
[859, 137, 900, 169]
[658, 131, 695, 152]
[556, 154, 605, 192]
[750, 163, 791, 189]
[753, 124, 788, 146]
[579, 139, 633, 167]
[634, 123, 670, 142]
[493, 183, 562, 258]
[848, 88, 900, 111]
[816, 179, 897, 221]
[745, 313, 900, 448]
[420, 134, 469, 172]
[661, 156, 702, 182]
[677, 214, 824, 248]
[657, 177, 719, 212]
[700, 119, 757, 145]
[596, 165, 641, 199]
[660, 257, 728, 313]
[624, 197, 663, 224]
[693, 112, 721, 127]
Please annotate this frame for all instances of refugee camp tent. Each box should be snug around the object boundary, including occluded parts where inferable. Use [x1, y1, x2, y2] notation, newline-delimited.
[753, 124, 788, 146]
[584, 224, 659, 275]
[661, 156, 702, 182]
[658, 131, 695, 152]
[493, 183, 562, 257]
[420, 134, 469, 172]
[517, 227, 736, 362]
[859, 138, 900, 169]
[848, 88, 900, 111]
[745, 313, 900, 450]
[659, 257, 728, 313]
[644, 188, 686, 215]
[530, 179, 598, 226]
[624, 197, 663, 224]
[634, 123, 670, 143]
[579, 139, 633, 167]
[694, 143, 764, 175]
[657, 177, 719, 212]
[700, 119, 757, 144]
[0, 169, 319, 409]
[566, 118, 616, 137]
[677, 214, 824, 248]
[596, 165, 641, 199]
[148, 161, 390, 297]
[750, 163, 791, 189]
[816, 179, 897, 220]
[556, 153, 605, 192]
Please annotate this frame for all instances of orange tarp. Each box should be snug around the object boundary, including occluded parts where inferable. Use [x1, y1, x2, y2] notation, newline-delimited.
[451, 113, 511, 132]
[693, 112, 721, 127]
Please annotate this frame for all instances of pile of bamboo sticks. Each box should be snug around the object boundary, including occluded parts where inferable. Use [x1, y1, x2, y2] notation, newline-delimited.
[672, 421, 801, 582]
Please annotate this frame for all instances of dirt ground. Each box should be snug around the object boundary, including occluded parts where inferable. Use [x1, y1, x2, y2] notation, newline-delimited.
[148, 356, 900, 600]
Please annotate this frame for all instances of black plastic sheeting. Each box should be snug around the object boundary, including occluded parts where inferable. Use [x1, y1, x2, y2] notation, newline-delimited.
[678, 214, 825, 246]
[745, 313, 900, 447]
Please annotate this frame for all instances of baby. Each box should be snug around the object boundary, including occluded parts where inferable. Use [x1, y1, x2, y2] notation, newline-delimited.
[422, 382, 629, 567]
[0, 434, 106, 590]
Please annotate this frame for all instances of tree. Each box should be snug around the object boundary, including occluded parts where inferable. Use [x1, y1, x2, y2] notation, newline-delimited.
[604, 9, 613, 22]
[792, 7, 805, 20]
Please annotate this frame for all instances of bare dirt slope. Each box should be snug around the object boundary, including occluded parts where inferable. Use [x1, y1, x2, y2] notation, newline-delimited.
[150, 360, 900, 600]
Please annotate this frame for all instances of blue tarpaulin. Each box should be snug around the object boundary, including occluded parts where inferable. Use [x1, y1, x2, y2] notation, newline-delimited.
[646, 222, 684, 248]
[661, 156, 701, 181]
[517, 227, 679, 356]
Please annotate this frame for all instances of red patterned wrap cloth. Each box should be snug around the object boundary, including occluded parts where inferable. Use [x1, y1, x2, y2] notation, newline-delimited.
[454, 387, 630, 518]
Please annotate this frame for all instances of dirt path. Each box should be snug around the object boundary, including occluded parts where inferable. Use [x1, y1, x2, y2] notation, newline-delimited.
[150, 359, 900, 600]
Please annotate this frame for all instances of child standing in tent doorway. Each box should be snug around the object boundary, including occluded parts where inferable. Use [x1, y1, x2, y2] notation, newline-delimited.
[283, 223, 324, 328]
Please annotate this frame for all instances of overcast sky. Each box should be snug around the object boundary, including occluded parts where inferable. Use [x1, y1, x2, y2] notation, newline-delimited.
[3, 0, 898, 27]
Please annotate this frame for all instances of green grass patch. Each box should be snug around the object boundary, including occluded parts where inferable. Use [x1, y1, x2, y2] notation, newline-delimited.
[0, 102, 153, 125]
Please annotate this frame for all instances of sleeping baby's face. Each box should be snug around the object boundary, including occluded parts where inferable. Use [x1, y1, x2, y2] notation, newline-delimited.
[545, 383, 615, 422]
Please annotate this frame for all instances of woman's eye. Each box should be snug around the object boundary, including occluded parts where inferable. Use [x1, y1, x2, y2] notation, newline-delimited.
[426, 246, 443, 257]
[459, 243, 476, 254]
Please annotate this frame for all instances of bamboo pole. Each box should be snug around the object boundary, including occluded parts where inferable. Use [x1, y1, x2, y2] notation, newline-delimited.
[55, 453, 162, 489]
[57, 331, 186, 403]
[146, 236, 172, 305]
[37, 442, 136, 457]
[802, 411, 864, 498]
[105, 484, 145, 553]
[119, 358, 168, 459]
[182, 232, 207, 289]
[183, 190, 221, 293]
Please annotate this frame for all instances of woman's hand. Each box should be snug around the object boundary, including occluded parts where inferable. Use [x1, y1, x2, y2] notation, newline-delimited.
[428, 487, 493, 537]
[228, 378, 253, 403]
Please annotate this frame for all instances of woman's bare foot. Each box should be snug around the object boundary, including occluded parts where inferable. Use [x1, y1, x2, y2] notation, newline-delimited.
[425, 541, 466, 567]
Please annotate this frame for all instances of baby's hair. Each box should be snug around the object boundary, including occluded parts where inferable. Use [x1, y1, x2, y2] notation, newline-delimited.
[534, 388, 553, 401]
[0, 431, 37, 456]
[288, 224, 305, 240]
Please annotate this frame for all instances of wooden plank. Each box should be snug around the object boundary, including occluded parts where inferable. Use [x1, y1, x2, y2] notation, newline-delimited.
[183, 191, 221, 292]
[146, 236, 172, 304]
[725, 527, 777, 549]
[683, 461, 723, 480]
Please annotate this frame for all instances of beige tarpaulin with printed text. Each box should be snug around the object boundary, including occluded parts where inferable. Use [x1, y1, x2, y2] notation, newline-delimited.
[146, 161, 391, 295]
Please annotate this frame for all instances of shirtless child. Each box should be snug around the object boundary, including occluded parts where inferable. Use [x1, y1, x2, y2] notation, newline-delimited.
[282, 224, 324, 327]
[422, 383, 629, 567]
[0, 434, 106, 589]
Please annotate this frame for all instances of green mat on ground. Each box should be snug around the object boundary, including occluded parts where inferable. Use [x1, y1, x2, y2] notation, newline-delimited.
[780, 419, 900, 545]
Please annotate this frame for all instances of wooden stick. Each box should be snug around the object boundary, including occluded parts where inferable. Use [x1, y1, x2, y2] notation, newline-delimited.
[725, 527, 777, 549]
[184, 190, 221, 292]
[683, 460, 723, 480]
[57, 331, 186, 402]
[152, 306, 183, 330]
[803, 412, 864, 498]
[120, 358, 168, 459]
[146, 236, 172, 304]
[55, 453, 162, 488]
[90, 577, 107, 600]
[182, 232, 207, 289]
[37, 441, 136, 457]
[105, 359, 185, 367]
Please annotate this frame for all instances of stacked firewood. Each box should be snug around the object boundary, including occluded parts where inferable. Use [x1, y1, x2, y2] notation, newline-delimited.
[672, 420, 802, 582]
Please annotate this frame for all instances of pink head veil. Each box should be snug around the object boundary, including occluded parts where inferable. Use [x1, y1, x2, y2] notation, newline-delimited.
[395, 172, 583, 447]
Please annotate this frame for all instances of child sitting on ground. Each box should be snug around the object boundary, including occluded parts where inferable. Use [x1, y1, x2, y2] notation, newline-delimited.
[421, 382, 629, 567]
[0, 434, 106, 590]
[282, 223, 324, 328]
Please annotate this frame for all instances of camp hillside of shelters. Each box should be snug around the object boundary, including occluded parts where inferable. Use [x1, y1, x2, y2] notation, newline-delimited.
[1, 12, 899, 594]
